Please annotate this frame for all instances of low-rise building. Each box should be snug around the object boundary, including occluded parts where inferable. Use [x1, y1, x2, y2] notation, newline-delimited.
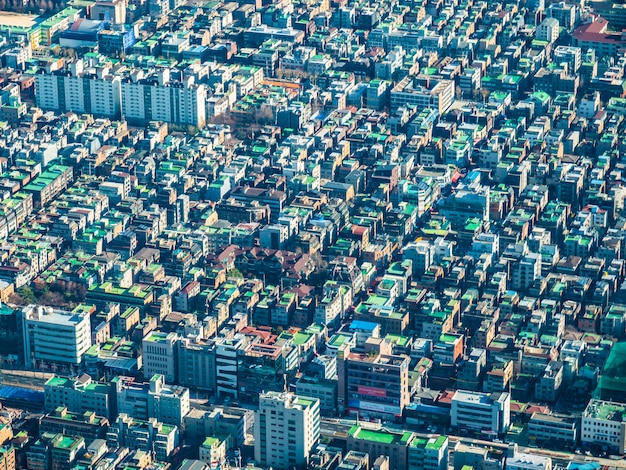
[581, 399, 626, 454]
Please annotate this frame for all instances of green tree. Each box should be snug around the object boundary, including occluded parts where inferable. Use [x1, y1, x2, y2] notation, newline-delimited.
[17, 287, 36, 304]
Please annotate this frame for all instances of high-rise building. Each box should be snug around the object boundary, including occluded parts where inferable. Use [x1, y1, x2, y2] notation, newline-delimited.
[20, 305, 92, 367]
[121, 72, 207, 128]
[254, 391, 320, 470]
[35, 63, 122, 119]
[337, 338, 410, 418]
[177, 337, 217, 392]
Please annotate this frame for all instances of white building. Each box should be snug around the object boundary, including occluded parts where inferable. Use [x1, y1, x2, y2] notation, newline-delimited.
[113, 374, 190, 427]
[536, 18, 560, 43]
[20, 305, 92, 366]
[35, 73, 62, 111]
[254, 391, 320, 470]
[35, 64, 122, 118]
[403, 240, 434, 276]
[451, 390, 511, 435]
[215, 335, 248, 398]
[89, 75, 122, 117]
[107, 414, 179, 461]
[199, 436, 227, 467]
[390, 76, 455, 115]
[506, 452, 552, 470]
[581, 399, 626, 454]
[142, 331, 179, 383]
[121, 75, 207, 128]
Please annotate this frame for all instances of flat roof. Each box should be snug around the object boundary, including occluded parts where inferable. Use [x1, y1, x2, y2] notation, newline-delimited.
[0, 12, 40, 28]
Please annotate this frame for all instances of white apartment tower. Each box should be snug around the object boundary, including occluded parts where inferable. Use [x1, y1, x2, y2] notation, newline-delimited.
[121, 73, 207, 128]
[35, 65, 122, 118]
[254, 391, 320, 470]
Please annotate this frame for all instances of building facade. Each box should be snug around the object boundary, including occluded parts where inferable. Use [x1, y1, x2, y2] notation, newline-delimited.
[254, 391, 320, 470]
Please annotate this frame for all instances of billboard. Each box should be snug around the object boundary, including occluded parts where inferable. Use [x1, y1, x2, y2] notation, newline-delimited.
[358, 385, 387, 398]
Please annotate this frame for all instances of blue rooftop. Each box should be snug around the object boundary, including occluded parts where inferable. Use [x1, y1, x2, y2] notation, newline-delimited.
[349, 320, 380, 332]
[0, 386, 44, 404]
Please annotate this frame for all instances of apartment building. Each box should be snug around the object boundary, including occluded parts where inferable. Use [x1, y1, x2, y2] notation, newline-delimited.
[254, 391, 320, 470]
[391, 76, 454, 115]
[113, 374, 190, 427]
[121, 72, 206, 128]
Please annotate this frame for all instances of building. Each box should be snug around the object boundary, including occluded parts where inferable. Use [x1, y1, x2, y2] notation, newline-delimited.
[581, 399, 626, 454]
[572, 17, 626, 58]
[91, 0, 126, 24]
[107, 414, 179, 461]
[337, 339, 410, 418]
[534, 361, 563, 403]
[451, 390, 511, 436]
[113, 374, 190, 427]
[254, 392, 320, 470]
[347, 426, 413, 470]
[295, 374, 338, 414]
[0, 446, 15, 470]
[214, 335, 248, 399]
[35, 65, 123, 119]
[506, 452, 552, 470]
[199, 436, 227, 468]
[536, 18, 560, 43]
[408, 435, 449, 470]
[121, 74, 207, 128]
[391, 76, 455, 115]
[142, 331, 179, 383]
[185, 407, 248, 447]
[40, 407, 109, 444]
[20, 305, 92, 367]
[44, 375, 113, 420]
[177, 338, 217, 392]
[528, 413, 578, 449]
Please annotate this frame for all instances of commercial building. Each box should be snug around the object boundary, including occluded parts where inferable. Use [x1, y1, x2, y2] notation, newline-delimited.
[44, 375, 112, 420]
[254, 391, 320, 470]
[177, 337, 217, 392]
[408, 435, 449, 470]
[113, 374, 190, 427]
[20, 305, 92, 367]
[581, 399, 626, 454]
[337, 339, 410, 418]
[347, 426, 414, 470]
[528, 413, 578, 449]
[142, 331, 179, 383]
[391, 76, 455, 115]
[451, 390, 511, 436]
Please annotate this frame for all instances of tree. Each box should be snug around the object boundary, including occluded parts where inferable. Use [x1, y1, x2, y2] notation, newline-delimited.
[229, 267, 244, 279]
[16, 286, 36, 305]
[480, 87, 490, 103]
